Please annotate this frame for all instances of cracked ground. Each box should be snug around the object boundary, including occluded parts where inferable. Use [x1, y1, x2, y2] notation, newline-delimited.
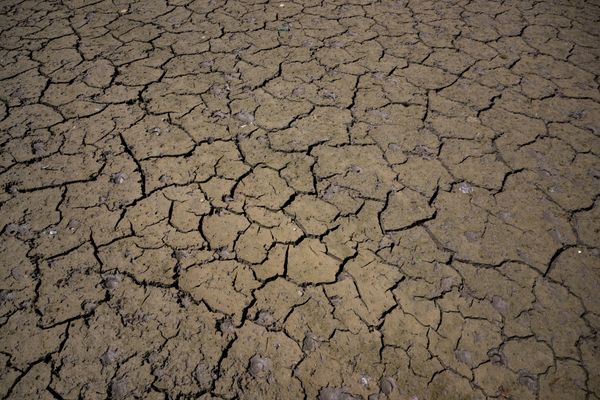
[0, 0, 599, 399]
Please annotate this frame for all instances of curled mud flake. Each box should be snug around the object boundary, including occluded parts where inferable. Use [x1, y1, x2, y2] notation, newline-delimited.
[159, 174, 171, 184]
[110, 172, 127, 184]
[32, 141, 46, 155]
[47, 226, 58, 236]
[322, 184, 340, 201]
[148, 127, 161, 135]
[568, 110, 585, 120]
[100, 150, 113, 161]
[413, 144, 436, 159]
[215, 247, 234, 260]
[4, 223, 19, 236]
[549, 228, 566, 244]
[517, 370, 538, 393]
[458, 182, 473, 194]
[210, 84, 226, 98]
[369, 109, 389, 120]
[488, 348, 506, 366]
[223, 194, 234, 202]
[82, 300, 97, 313]
[440, 276, 454, 291]
[11, 267, 25, 280]
[17, 224, 29, 236]
[235, 110, 255, 125]
[248, 355, 272, 379]
[67, 219, 81, 232]
[110, 378, 128, 400]
[350, 165, 363, 174]
[464, 231, 480, 242]
[491, 296, 509, 314]
[337, 271, 352, 281]
[0, 290, 15, 302]
[100, 349, 118, 366]
[276, 23, 290, 32]
[218, 318, 235, 335]
[302, 333, 320, 352]
[388, 143, 402, 152]
[321, 90, 338, 100]
[194, 363, 214, 389]
[292, 86, 305, 97]
[454, 349, 473, 365]
[180, 295, 193, 308]
[103, 274, 121, 290]
[318, 387, 345, 400]
[212, 110, 229, 119]
[379, 377, 396, 395]
[173, 249, 190, 261]
[256, 310, 275, 327]
[329, 295, 342, 306]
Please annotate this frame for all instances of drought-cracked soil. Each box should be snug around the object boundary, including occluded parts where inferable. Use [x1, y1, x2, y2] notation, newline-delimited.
[0, 0, 599, 399]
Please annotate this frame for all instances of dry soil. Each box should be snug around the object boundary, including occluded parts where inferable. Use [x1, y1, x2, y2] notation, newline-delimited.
[0, 0, 599, 399]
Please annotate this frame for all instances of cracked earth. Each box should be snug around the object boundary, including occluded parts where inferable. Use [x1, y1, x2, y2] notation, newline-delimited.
[0, 0, 599, 399]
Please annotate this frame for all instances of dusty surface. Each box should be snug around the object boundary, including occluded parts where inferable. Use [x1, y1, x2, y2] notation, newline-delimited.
[0, 0, 599, 399]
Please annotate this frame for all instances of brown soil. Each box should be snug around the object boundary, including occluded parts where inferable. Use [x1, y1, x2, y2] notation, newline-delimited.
[1, 0, 599, 399]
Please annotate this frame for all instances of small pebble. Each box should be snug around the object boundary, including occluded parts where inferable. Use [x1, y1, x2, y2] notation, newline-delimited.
[458, 182, 473, 194]
[360, 374, 369, 386]
[82, 300, 97, 313]
[111, 172, 127, 184]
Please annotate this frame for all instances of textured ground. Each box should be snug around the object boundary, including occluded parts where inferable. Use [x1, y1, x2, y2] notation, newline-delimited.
[0, 0, 599, 399]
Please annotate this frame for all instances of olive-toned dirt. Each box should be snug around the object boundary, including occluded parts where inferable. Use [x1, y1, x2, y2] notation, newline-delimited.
[1, 0, 599, 399]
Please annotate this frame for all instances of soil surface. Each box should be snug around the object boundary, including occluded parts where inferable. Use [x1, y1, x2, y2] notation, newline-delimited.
[1, 0, 599, 399]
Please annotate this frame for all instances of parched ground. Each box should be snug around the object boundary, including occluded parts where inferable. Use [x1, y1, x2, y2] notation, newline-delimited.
[0, 0, 599, 399]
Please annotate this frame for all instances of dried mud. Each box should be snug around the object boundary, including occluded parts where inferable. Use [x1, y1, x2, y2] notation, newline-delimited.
[0, 0, 599, 399]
